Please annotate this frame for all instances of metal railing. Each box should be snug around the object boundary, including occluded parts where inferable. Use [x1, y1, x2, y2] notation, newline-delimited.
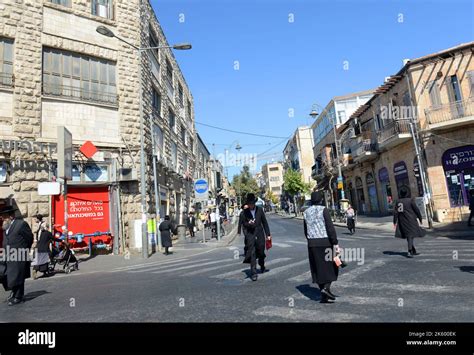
[42, 83, 118, 105]
[377, 120, 411, 144]
[424, 98, 474, 125]
[0, 72, 13, 88]
[352, 139, 377, 158]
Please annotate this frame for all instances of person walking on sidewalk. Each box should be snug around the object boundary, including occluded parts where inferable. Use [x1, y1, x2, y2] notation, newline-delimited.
[393, 187, 424, 258]
[0, 206, 34, 306]
[187, 212, 196, 238]
[240, 194, 271, 281]
[159, 215, 175, 255]
[467, 189, 474, 227]
[31, 222, 55, 279]
[303, 192, 340, 304]
[346, 205, 356, 234]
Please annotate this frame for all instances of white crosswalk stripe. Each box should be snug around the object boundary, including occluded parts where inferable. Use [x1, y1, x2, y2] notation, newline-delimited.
[150, 259, 233, 275]
[182, 259, 243, 277]
[253, 306, 369, 322]
[283, 240, 307, 245]
[242, 260, 308, 283]
[108, 257, 191, 272]
[123, 258, 211, 273]
[271, 242, 292, 248]
[212, 258, 291, 279]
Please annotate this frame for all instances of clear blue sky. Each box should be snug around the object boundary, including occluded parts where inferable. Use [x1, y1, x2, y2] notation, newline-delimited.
[151, 0, 474, 179]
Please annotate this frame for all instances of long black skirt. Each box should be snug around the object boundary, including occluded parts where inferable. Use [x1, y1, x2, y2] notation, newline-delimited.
[308, 246, 339, 285]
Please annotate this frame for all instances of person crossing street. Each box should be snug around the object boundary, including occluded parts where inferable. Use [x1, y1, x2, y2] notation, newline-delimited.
[239, 194, 271, 281]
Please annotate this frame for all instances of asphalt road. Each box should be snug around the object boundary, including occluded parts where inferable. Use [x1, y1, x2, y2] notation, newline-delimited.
[1, 213, 473, 322]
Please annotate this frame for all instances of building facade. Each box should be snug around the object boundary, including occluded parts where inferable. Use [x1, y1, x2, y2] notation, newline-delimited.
[0, 0, 196, 253]
[283, 126, 314, 185]
[261, 162, 283, 199]
[339, 42, 474, 221]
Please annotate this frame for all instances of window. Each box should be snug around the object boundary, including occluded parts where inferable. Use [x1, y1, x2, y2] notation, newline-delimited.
[181, 125, 187, 145]
[49, 0, 71, 6]
[270, 176, 280, 182]
[271, 186, 280, 192]
[178, 83, 184, 106]
[169, 109, 175, 131]
[0, 37, 13, 87]
[428, 80, 441, 107]
[187, 99, 192, 120]
[152, 87, 161, 116]
[0, 162, 9, 183]
[468, 71, 474, 97]
[269, 167, 279, 171]
[153, 124, 164, 156]
[337, 110, 346, 124]
[165, 59, 174, 99]
[448, 75, 463, 102]
[42, 48, 117, 105]
[171, 142, 178, 169]
[189, 138, 194, 154]
[183, 154, 188, 171]
[92, 0, 113, 19]
[148, 27, 160, 80]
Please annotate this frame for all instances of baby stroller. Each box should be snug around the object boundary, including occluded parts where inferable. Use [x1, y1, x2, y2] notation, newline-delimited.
[49, 238, 79, 274]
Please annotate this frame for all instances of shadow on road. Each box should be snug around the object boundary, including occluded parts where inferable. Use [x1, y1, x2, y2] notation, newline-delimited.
[383, 251, 410, 258]
[296, 284, 322, 302]
[457, 266, 474, 273]
[24, 290, 51, 302]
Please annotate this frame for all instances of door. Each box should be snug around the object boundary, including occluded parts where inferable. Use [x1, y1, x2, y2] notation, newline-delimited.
[448, 75, 464, 118]
[368, 185, 379, 213]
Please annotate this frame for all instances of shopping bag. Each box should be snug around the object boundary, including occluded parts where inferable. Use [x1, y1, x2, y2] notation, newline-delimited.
[265, 237, 272, 250]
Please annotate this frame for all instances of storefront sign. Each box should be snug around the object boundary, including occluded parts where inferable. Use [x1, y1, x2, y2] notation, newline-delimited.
[160, 186, 168, 201]
[378, 167, 390, 183]
[0, 139, 57, 155]
[442, 145, 474, 171]
[393, 161, 408, 180]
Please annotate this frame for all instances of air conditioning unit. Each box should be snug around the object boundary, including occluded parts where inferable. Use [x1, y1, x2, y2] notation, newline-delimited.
[118, 168, 138, 181]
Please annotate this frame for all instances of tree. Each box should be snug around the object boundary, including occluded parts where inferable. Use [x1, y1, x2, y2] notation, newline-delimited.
[265, 189, 279, 205]
[283, 168, 312, 215]
[232, 165, 260, 205]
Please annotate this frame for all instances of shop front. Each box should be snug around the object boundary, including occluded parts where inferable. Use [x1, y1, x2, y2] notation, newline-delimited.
[378, 167, 393, 213]
[442, 145, 474, 207]
[366, 172, 379, 213]
[355, 177, 366, 214]
[394, 161, 410, 198]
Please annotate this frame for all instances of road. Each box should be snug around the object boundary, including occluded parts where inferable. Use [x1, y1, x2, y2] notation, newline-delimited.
[1, 214, 473, 322]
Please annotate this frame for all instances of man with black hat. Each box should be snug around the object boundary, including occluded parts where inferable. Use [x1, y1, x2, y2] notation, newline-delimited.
[0, 206, 34, 306]
[240, 193, 271, 281]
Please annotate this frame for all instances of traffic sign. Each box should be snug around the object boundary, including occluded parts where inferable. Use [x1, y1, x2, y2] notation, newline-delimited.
[194, 179, 209, 201]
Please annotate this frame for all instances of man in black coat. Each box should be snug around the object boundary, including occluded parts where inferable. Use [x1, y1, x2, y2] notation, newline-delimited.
[239, 194, 271, 281]
[0, 206, 34, 306]
[393, 187, 424, 258]
[186, 212, 196, 238]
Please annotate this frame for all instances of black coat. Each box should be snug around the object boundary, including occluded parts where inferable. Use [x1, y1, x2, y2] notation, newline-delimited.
[159, 220, 174, 248]
[186, 216, 195, 228]
[240, 207, 270, 264]
[2, 219, 34, 290]
[393, 198, 424, 239]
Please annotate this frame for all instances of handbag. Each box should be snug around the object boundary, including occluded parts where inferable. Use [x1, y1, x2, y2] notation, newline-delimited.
[265, 237, 272, 250]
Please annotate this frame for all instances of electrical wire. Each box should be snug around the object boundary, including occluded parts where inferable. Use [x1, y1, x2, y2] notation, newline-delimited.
[196, 121, 289, 139]
[424, 132, 474, 146]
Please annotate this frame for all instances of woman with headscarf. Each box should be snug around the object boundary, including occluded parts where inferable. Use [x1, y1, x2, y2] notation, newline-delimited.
[31, 221, 55, 279]
[159, 215, 174, 255]
[303, 191, 340, 303]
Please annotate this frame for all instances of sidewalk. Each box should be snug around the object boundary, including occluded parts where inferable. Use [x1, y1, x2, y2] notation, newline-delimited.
[276, 211, 474, 239]
[173, 219, 239, 249]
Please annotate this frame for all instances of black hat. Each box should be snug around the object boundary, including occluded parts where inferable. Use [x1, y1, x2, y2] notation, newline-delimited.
[245, 193, 257, 204]
[0, 206, 18, 215]
[310, 191, 324, 205]
[36, 214, 44, 221]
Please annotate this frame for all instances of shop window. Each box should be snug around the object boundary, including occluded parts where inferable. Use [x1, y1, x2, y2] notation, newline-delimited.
[0, 162, 8, 183]
[0, 37, 13, 87]
[84, 164, 108, 182]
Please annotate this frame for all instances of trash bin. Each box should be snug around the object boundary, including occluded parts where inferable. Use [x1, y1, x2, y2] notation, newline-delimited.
[176, 224, 186, 242]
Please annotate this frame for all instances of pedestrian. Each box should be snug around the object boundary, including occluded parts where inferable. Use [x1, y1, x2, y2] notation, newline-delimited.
[467, 189, 474, 227]
[238, 203, 249, 256]
[303, 191, 340, 303]
[0, 206, 34, 306]
[209, 209, 218, 238]
[187, 212, 196, 238]
[158, 215, 174, 255]
[240, 193, 271, 281]
[346, 204, 356, 234]
[393, 187, 424, 258]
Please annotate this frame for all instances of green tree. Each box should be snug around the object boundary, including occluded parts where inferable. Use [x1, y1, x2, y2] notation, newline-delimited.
[232, 165, 260, 205]
[265, 189, 279, 205]
[283, 168, 312, 214]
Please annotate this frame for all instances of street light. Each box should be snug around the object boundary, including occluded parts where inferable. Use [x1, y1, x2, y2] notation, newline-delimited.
[310, 103, 354, 207]
[96, 25, 191, 258]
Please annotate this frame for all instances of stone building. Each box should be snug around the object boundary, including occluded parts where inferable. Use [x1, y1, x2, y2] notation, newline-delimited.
[261, 162, 283, 199]
[338, 42, 474, 222]
[283, 126, 314, 185]
[0, 0, 196, 254]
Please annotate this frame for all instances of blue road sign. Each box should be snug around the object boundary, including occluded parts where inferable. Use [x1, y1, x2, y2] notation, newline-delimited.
[194, 179, 209, 194]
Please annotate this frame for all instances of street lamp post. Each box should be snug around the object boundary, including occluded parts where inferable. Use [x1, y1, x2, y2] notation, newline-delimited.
[96, 25, 191, 258]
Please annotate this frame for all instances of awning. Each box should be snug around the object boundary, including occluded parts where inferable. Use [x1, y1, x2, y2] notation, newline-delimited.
[0, 185, 14, 199]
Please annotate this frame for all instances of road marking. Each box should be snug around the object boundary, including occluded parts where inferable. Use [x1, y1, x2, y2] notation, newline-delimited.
[227, 246, 239, 251]
[124, 258, 212, 273]
[272, 242, 292, 248]
[408, 258, 474, 263]
[242, 260, 308, 283]
[212, 258, 291, 279]
[283, 240, 307, 245]
[182, 260, 242, 277]
[339, 259, 386, 282]
[253, 306, 369, 322]
[337, 281, 472, 293]
[109, 257, 191, 272]
[149, 259, 233, 275]
[287, 270, 312, 283]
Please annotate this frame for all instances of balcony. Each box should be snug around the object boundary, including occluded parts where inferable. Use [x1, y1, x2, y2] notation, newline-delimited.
[42, 83, 118, 106]
[352, 139, 378, 163]
[377, 120, 411, 150]
[424, 98, 474, 131]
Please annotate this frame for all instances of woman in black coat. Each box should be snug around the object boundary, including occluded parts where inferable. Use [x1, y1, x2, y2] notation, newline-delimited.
[393, 187, 424, 257]
[159, 215, 174, 255]
[303, 192, 340, 303]
[31, 222, 55, 279]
